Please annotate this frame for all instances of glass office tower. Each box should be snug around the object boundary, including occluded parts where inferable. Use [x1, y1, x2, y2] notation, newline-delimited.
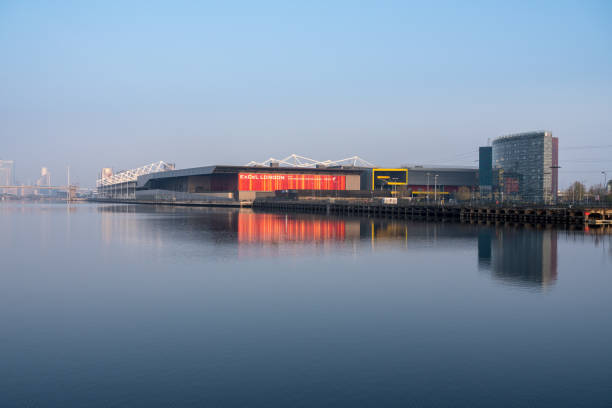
[492, 131, 558, 203]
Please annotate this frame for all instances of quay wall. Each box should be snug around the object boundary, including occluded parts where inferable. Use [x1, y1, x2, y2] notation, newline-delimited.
[89, 194, 612, 225]
[135, 189, 235, 203]
[252, 198, 612, 225]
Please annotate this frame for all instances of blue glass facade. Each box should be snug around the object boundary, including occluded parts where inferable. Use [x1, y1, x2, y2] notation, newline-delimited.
[479, 147, 492, 187]
[492, 131, 555, 203]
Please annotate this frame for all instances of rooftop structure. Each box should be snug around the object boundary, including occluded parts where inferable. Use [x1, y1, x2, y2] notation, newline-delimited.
[96, 161, 174, 187]
[246, 154, 375, 168]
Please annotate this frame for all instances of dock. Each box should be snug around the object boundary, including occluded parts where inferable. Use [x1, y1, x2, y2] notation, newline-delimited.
[252, 199, 612, 225]
[88, 196, 612, 225]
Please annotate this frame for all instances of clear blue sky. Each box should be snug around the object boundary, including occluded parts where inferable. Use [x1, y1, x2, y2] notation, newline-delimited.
[1, 0, 611, 187]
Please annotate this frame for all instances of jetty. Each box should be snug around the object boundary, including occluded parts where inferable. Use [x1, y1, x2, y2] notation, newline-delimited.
[252, 198, 612, 226]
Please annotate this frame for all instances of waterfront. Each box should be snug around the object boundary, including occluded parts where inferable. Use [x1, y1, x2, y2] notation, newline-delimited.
[1, 203, 611, 407]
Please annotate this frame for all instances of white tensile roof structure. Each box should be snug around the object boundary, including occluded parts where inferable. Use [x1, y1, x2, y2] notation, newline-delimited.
[246, 154, 375, 168]
[97, 161, 175, 187]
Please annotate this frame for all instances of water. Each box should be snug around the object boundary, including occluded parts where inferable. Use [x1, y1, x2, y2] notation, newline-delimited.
[1, 203, 611, 407]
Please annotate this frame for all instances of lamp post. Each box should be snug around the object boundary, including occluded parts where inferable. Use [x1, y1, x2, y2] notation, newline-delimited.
[426, 172, 431, 203]
[603, 171, 607, 192]
[66, 166, 70, 202]
[434, 174, 439, 203]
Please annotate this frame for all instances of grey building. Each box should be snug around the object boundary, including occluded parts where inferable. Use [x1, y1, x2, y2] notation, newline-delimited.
[99, 164, 363, 203]
[406, 167, 478, 188]
[0, 160, 15, 194]
[492, 131, 559, 203]
[358, 167, 478, 200]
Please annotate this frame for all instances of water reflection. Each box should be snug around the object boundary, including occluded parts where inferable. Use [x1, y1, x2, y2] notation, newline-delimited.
[478, 227, 558, 288]
[238, 212, 350, 243]
[3, 202, 612, 408]
[97, 205, 480, 249]
[96, 205, 611, 288]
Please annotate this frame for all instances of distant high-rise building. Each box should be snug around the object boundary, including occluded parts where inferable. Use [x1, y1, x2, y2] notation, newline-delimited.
[39, 167, 50, 185]
[36, 167, 51, 196]
[0, 160, 15, 194]
[101, 168, 113, 179]
[492, 131, 559, 203]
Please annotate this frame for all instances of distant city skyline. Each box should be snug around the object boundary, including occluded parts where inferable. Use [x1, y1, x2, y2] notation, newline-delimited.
[1, 1, 611, 187]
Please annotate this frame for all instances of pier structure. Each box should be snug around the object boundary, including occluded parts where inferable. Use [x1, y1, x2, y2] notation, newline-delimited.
[251, 199, 612, 226]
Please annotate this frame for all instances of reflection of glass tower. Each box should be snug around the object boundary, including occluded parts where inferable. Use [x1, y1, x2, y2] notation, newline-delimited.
[478, 227, 558, 288]
[478, 229, 492, 269]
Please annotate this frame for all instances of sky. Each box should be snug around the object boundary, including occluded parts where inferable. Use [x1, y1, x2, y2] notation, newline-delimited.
[1, 0, 611, 188]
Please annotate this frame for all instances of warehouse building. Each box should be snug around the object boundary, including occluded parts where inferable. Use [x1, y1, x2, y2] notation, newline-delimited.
[403, 166, 478, 200]
[99, 160, 479, 204]
[359, 166, 478, 200]
[134, 164, 363, 203]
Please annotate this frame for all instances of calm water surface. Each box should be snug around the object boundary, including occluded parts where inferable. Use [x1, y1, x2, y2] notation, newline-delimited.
[1, 203, 611, 407]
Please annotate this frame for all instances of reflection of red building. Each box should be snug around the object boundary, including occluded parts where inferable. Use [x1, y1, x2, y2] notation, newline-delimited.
[238, 213, 346, 243]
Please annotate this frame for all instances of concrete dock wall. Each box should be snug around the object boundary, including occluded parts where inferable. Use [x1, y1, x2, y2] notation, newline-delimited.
[135, 189, 234, 203]
[252, 199, 612, 225]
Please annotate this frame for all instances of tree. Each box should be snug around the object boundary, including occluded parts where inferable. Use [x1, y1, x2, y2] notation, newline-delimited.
[456, 186, 471, 201]
[588, 185, 607, 202]
[565, 181, 586, 203]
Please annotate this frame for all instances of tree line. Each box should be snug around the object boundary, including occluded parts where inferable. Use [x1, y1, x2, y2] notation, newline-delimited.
[563, 181, 612, 204]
